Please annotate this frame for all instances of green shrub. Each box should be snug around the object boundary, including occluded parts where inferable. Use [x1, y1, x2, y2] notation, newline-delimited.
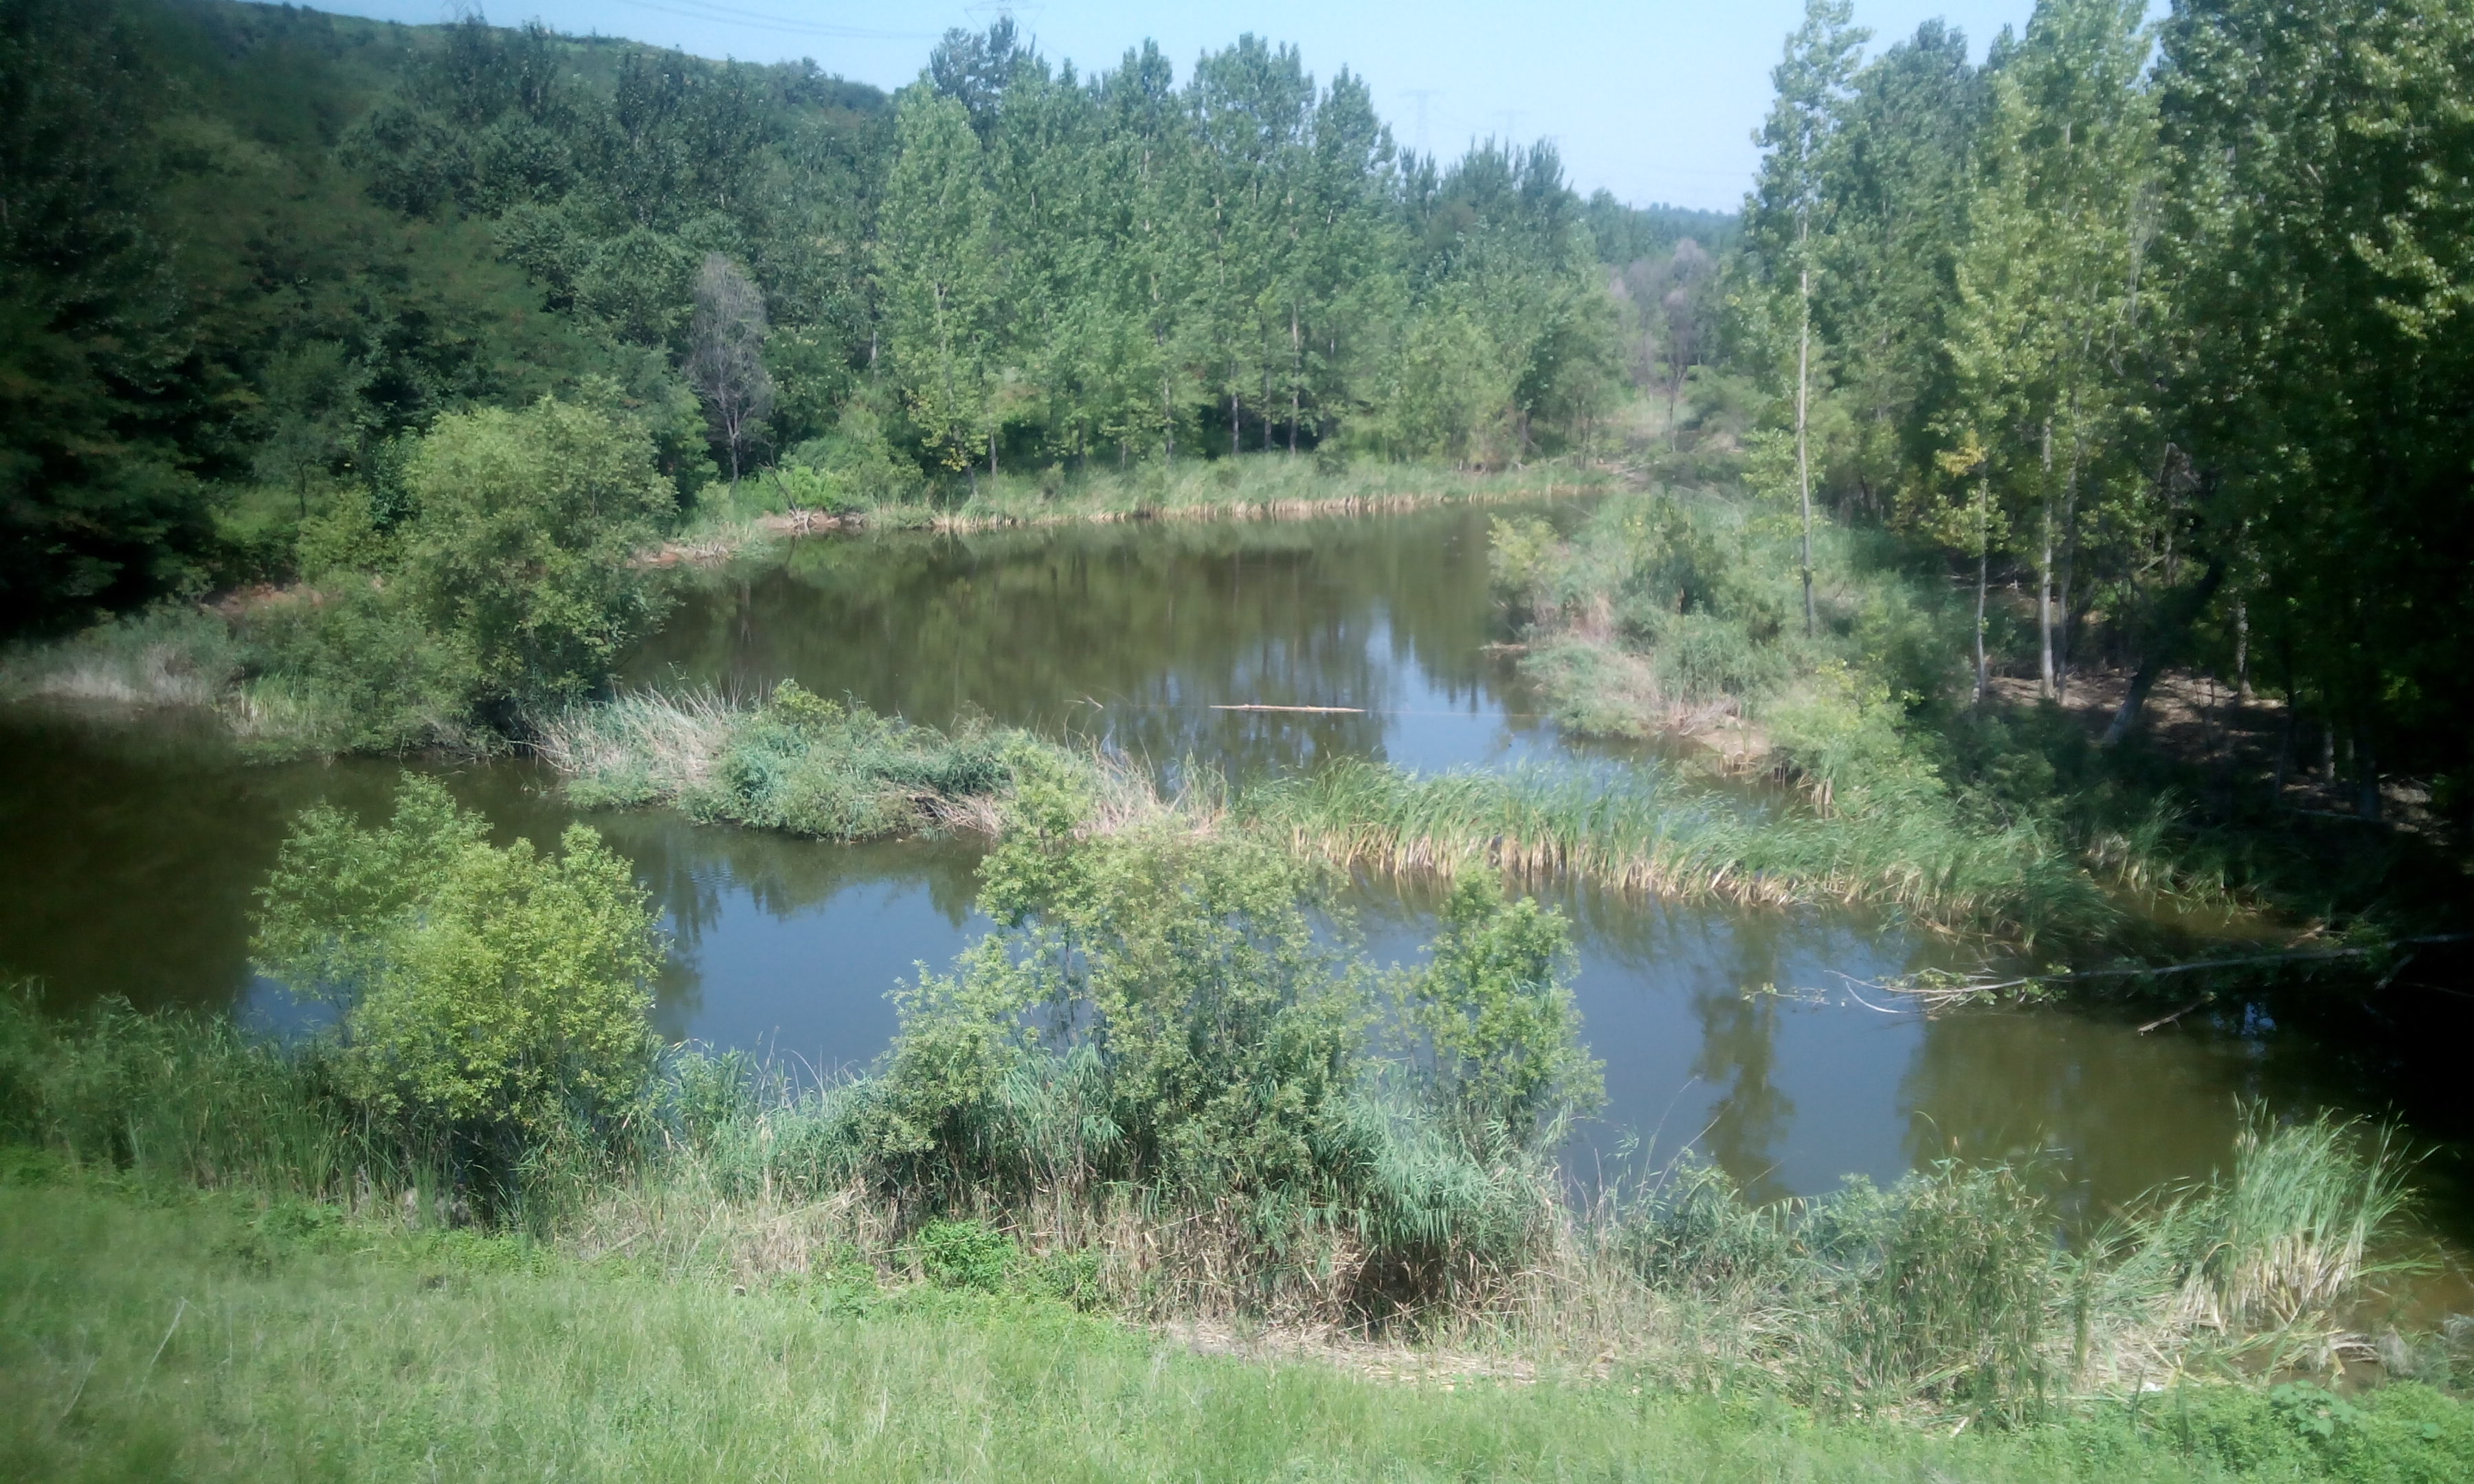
[687, 681, 1023, 840]
[911, 1217, 1016, 1292]
[251, 777, 664, 1154]
[1406, 875, 1602, 1148]
[397, 396, 674, 708]
[236, 585, 481, 752]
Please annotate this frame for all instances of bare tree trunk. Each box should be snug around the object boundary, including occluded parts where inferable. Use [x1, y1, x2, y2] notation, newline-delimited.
[2037, 416, 2055, 699]
[2055, 421, 2084, 705]
[1796, 261, 1816, 640]
[1973, 482, 1990, 706]
[2233, 598, 2252, 702]
[2271, 706, 2293, 800]
[1290, 306, 1301, 455]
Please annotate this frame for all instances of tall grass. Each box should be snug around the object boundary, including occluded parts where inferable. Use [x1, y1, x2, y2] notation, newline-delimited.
[785, 451, 1607, 535]
[538, 689, 2118, 940]
[1239, 757, 2115, 941]
[2, 988, 2437, 1413]
[0, 605, 243, 708]
[540, 683, 1030, 841]
[30, 1176, 2445, 1483]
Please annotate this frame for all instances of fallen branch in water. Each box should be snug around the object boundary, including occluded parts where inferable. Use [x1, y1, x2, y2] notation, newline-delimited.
[1860, 933, 2474, 1013]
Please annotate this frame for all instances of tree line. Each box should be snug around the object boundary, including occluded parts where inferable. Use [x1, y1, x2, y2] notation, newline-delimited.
[1734, 0, 2474, 809]
[1, 2, 1695, 636]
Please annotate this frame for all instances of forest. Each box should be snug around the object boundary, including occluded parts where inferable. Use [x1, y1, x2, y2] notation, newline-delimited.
[5, 0, 2474, 1477]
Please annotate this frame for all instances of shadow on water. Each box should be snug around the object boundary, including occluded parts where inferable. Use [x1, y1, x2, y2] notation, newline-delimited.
[2, 501, 2465, 1227]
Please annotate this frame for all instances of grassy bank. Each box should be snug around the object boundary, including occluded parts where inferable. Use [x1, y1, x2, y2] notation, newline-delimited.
[21, 1171, 2471, 1483]
[1491, 486, 2462, 949]
[3, 959, 2454, 1421]
[671, 451, 1611, 556]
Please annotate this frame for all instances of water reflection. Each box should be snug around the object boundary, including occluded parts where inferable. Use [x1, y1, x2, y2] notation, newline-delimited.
[629, 508, 1579, 776]
[0, 504, 2454, 1222]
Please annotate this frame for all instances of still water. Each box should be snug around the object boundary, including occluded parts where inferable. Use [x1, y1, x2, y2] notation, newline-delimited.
[0, 505, 2420, 1219]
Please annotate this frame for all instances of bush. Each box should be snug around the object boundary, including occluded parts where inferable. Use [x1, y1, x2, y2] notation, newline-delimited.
[251, 777, 664, 1155]
[235, 585, 481, 752]
[397, 396, 675, 709]
[1406, 875, 1602, 1148]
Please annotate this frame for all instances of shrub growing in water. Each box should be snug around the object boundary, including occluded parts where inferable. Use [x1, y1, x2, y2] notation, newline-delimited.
[252, 777, 664, 1158]
[1407, 876, 1603, 1149]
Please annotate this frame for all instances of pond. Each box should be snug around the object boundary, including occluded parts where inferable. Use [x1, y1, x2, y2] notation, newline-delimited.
[0, 503, 2453, 1225]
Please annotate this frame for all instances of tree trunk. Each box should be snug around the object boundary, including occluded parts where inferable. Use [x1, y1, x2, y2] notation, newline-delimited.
[2233, 598, 2252, 703]
[2356, 730, 2381, 820]
[1796, 262, 1816, 640]
[1973, 482, 1990, 706]
[2054, 424, 2084, 704]
[2037, 417, 2055, 699]
[2102, 555, 2225, 746]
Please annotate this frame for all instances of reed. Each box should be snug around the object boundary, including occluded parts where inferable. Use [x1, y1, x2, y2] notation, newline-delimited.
[0, 606, 243, 709]
[1237, 758, 2116, 941]
[850, 453, 1607, 535]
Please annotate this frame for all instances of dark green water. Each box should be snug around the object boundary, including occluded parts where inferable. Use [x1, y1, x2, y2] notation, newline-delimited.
[0, 505, 2449, 1218]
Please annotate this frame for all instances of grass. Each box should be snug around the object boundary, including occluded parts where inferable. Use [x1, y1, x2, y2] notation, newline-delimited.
[3, 987, 2454, 1417]
[534, 682, 2122, 941]
[693, 449, 1612, 541]
[538, 682, 1029, 840]
[8, 1165, 2473, 1481]
[0, 606, 244, 710]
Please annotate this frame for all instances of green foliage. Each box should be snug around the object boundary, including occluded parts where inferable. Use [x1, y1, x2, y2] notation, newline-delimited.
[1406, 876, 1602, 1146]
[910, 1217, 1016, 1292]
[687, 682, 1027, 840]
[397, 396, 673, 708]
[252, 778, 663, 1148]
[234, 586, 480, 754]
[883, 828, 1367, 1207]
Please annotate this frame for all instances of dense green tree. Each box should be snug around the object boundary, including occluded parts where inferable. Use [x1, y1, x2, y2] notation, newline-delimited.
[877, 88, 1001, 481]
[397, 396, 674, 709]
[2159, 0, 2474, 803]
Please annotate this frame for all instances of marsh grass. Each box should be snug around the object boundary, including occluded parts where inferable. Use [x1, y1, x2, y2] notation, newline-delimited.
[845, 453, 1609, 533]
[1240, 757, 2115, 940]
[541, 683, 1029, 841]
[0, 606, 243, 709]
[538, 689, 2117, 939]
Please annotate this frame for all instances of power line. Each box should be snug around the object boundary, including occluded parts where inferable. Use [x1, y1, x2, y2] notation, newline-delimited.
[597, 0, 933, 43]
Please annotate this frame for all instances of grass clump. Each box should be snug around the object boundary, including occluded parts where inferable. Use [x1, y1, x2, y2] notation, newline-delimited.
[544, 681, 1038, 841]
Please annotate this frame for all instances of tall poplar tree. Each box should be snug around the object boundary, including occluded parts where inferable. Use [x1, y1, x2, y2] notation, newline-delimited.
[877, 88, 1000, 482]
[1746, 0, 1866, 637]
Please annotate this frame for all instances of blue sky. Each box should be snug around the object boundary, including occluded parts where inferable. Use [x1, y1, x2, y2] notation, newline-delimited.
[315, 1, 2051, 210]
